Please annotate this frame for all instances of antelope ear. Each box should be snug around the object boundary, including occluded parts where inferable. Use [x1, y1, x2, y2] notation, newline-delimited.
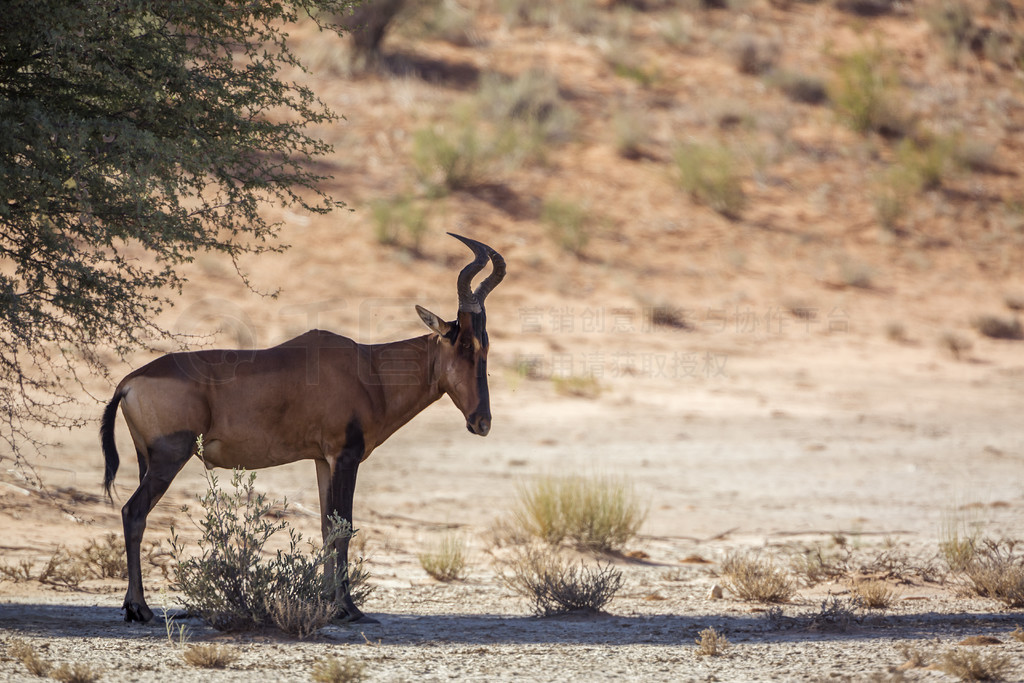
[416, 305, 452, 336]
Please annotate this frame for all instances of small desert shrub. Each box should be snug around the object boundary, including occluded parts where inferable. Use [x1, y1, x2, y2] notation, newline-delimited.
[50, 662, 103, 683]
[873, 164, 920, 230]
[38, 547, 89, 588]
[541, 198, 590, 257]
[830, 48, 912, 138]
[512, 475, 647, 553]
[940, 331, 973, 361]
[770, 70, 828, 105]
[552, 374, 602, 399]
[694, 627, 730, 656]
[612, 104, 648, 159]
[81, 533, 127, 579]
[923, 0, 976, 65]
[171, 449, 359, 633]
[0, 558, 35, 582]
[731, 34, 780, 75]
[370, 196, 429, 254]
[721, 551, 797, 603]
[895, 134, 961, 191]
[673, 142, 745, 219]
[937, 648, 1011, 682]
[852, 579, 899, 608]
[809, 593, 861, 632]
[500, 546, 624, 616]
[412, 123, 489, 195]
[478, 69, 576, 147]
[960, 539, 1024, 608]
[9, 638, 51, 676]
[972, 315, 1023, 340]
[182, 643, 239, 669]
[311, 655, 368, 683]
[418, 533, 468, 582]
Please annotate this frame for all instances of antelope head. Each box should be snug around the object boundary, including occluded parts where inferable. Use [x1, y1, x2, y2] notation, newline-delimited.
[417, 233, 505, 436]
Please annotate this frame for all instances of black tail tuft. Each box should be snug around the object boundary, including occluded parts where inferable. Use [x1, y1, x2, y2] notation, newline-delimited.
[101, 390, 123, 501]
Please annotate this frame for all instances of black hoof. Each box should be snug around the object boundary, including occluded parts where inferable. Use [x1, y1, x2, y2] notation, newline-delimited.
[333, 609, 379, 625]
[123, 601, 154, 623]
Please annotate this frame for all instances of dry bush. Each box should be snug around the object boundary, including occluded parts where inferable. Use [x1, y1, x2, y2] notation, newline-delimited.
[852, 580, 899, 608]
[541, 198, 590, 257]
[512, 475, 646, 553]
[673, 141, 746, 219]
[412, 122, 491, 195]
[370, 196, 428, 254]
[500, 546, 624, 616]
[182, 643, 239, 669]
[770, 70, 828, 105]
[941, 512, 981, 572]
[418, 533, 468, 582]
[960, 539, 1024, 608]
[809, 593, 861, 632]
[477, 69, 576, 147]
[829, 47, 912, 138]
[38, 547, 88, 588]
[0, 558, 35, 583]
[9, 637, 51, 676]
[721, 551, 797, 603]
[972, 315, 1023, 340]
[940, 331, 973, 361]
[731, 34, 780, 75]
[551, 375, 602, 399]
[81, 533, 127, 579]
[1010, 625, 1024, 643]
[694, 627, 730, 657]
[311, 655, 367, 683]
[171, 456, 363, 633]
[50, 662, 104, 683]
[937, 648, 1011, 682]
[268, 594, 337, 639]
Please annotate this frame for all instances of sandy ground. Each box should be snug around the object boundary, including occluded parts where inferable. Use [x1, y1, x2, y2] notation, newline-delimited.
[3, 326, 1024, 681]
[4, 1, 1024, 679]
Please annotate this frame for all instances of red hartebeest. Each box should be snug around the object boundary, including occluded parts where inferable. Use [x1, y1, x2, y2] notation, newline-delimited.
[100, 233, 505, 623]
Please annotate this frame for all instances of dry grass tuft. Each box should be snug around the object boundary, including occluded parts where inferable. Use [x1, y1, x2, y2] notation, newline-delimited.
[418, 533, 468, 582]
[268, 594, 337, 639]
[512, 475, 646, 554]
[937, 648, 1011, 682]
[1010, 625, 1024, 643]
[50, 662, 104, 683]
[721, 551, 797, 603]
[182, 643, 239, 669]
[939, 331, 973, 361]
[500, 546, 624, 617]
[959, 539, 1024, 608]
[9, 637, 51, 676]
[311, 655, 368, 683]
[852, 579, 899, 609]
[694, 627, 730, 657]
[673, 141, 746, 219]
[552, 374, 602, 399]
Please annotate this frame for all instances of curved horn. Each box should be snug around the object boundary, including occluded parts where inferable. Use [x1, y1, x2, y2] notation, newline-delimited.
[449, 233, 489, 312]
[473, 246, 505, 304]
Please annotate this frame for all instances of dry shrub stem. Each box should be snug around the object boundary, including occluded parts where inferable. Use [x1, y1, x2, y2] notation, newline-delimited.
[500, 547, 624, 616]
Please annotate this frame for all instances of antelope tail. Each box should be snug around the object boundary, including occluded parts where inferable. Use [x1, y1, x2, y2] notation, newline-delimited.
[101, 389, 124, 501]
